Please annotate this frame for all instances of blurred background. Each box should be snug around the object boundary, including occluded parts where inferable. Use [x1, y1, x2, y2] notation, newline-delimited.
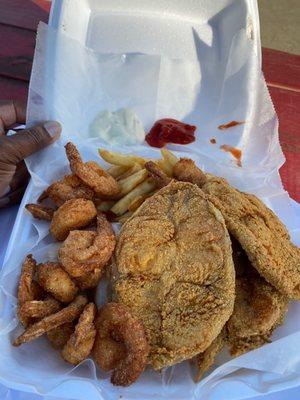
[259, 0, 300, 54]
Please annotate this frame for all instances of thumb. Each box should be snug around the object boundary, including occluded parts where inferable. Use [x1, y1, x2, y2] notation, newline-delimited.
[6, 121, 61, 163]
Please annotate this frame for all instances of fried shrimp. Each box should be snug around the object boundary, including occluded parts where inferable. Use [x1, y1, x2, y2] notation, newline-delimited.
[173, 158, 207, 187]
[50, 198, 97, 241]
[144, 161, 172, 188]
[18, 255, 36, 305]
[62, 303, 96, 365]
[38, 174, 95, 206]
[17, 255, 37, 326]
[47, 323, 74, 350]
[13, 295, 88, 346]
[94, 339, 127, 372]
[37, 262, 78, 303]
[31, 282, 46, 300]
[74, 268, 103, 290]
[93, 302, 149, 386]
[59, 213, 116, 283]
[65, 142, 120, 198]
[25, 204, 54, 221]
[18, 297, 61, 320]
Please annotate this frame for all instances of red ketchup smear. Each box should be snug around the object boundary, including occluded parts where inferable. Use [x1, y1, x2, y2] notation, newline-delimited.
[220, 144, 242, 167]
[218, 121, 244, 130]
[210, 138, 216, 144]
[145, 118, 196, 148]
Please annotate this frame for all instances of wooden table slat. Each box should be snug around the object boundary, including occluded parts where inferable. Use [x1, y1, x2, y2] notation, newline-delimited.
[262, 48, 300, 91]
[268, 86, 300, 138]
[270, 86, 300, 202]
[0, 0, 50, 31]
[0, 24, 36, 81]
[0, 76, 28, 101]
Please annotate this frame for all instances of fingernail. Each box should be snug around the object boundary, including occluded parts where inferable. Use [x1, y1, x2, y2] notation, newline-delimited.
[43, 121, 62, 140]
[0, 185, 10, 197]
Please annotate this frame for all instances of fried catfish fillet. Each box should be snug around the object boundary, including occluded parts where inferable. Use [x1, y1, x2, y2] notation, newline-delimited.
[201, 175, 300, 300]
[194, 239, 288, 380]
[114, 181, 235, 369]
[226, 239, 288, 356]
[173, 158, 300, 300]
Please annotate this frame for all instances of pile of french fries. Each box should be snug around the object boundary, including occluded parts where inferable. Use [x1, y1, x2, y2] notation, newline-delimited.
[98, 148, 178, 223]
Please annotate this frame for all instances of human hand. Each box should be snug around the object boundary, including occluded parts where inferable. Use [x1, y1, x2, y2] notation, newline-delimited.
[0, 101, 61, 208]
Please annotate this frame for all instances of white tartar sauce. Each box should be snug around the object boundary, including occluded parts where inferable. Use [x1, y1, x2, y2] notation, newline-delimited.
[89, 108, 145, 145]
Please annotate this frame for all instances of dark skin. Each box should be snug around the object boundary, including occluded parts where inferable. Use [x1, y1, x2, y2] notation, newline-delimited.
[0, 100, 61, 208]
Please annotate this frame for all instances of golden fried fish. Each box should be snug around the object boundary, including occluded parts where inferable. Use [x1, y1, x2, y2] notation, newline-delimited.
[114, 181, 235, 369]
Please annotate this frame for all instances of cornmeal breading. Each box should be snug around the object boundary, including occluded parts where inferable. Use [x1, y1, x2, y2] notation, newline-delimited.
[114, 181, 235, 369]
[227, 239, 288, 356]
[194, 238, 288, 379]
[194, 330, 225, 382]
[201, 176, 300, 300]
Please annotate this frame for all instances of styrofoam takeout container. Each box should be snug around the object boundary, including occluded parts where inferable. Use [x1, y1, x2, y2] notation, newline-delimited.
[49, 0, 262, 61]
[1, 1, 300, 399]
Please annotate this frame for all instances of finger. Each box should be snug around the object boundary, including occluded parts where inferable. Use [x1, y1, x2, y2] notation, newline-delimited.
[6, 121, 61, 164]
[0, 184, 28, 208]
[0, 162, 28, 197]
[0, 100, 27, 135]
[10, 161, 30, 191]
[0, 162, 16, 197]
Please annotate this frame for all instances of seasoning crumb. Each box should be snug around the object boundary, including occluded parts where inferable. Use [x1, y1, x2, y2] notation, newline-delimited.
[220, 144, 242, 167]
[210, 138, 216, 144]
[218, 121, 244, 130]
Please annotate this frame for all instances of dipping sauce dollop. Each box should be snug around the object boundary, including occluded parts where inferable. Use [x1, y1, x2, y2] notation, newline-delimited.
[145, 118, 196, 148]
[89, 108, 146, 145]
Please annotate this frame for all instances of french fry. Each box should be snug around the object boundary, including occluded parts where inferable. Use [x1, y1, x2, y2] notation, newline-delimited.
[161, 148, 179, 168]
[156, 159, 173, 177]
[97, 200, 116, 212]
[115, 211, 133, 224]
[118, 169, 148, 197]
[117, 163, 142, 180]
[145, 161, 172, 188]
[128, 195, 147, 212]
[128, 190, 157, 212]
[99, 149, 146, 167]
[107, 165, 129, 178]
[111, 178, 156, 215]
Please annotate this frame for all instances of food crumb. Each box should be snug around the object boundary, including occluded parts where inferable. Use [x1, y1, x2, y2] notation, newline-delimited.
[218, 121, 244, 130]
[220, 144, 242, 167]
[210, 138, 216, 144]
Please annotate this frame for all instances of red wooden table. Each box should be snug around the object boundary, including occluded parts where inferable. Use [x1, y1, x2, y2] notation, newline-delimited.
[0, 0, 299, 202]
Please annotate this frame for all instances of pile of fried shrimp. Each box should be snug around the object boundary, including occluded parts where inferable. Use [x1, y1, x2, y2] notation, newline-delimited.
[13, 142, 179, 386]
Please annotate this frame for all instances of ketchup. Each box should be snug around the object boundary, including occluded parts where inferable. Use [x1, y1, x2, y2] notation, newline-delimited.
[220, 144, 242, 167]
[218, 121, 244, 130]
[145, 118, 196, 148]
